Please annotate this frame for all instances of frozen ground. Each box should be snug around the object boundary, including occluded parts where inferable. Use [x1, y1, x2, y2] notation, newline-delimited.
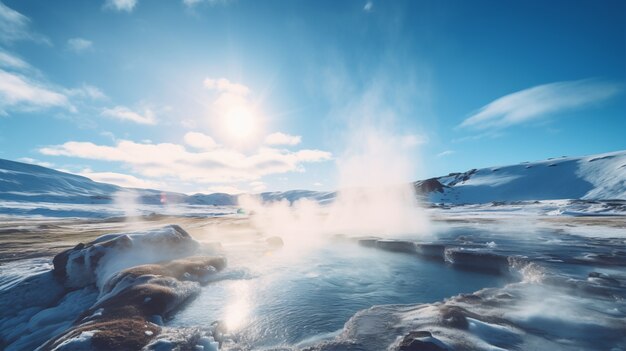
[0, 209, 624, 350]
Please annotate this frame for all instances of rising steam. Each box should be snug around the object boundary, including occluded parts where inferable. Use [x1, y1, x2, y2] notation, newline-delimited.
[240, 125, 431, 248]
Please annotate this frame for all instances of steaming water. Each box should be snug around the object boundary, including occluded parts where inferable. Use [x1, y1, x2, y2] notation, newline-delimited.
[169, 241, 508, 347]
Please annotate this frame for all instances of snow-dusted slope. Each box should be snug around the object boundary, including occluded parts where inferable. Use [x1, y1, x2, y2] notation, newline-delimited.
[424, 151, 626, 204]
[1, 150, 624, 208]
[0, 159, 120, 203]
[0, 158, 333, 206]
[0, 159, 236, 205]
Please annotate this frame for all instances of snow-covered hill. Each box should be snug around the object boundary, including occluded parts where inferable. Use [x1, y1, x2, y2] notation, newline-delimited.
[0, 159, 332, 207]
[0, 158, 236, 206]
[418, 150, 626, 204]
[0, 150, 624, 209]
[0, 159, 120, 204]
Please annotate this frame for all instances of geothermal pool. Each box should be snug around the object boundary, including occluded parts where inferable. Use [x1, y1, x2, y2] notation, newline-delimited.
[1, 216, 624, 350]
[169, 241, 509, 348]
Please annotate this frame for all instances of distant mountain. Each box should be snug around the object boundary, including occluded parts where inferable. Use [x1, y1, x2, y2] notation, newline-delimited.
[258, 190, 336, 204]
[0, 159, 328, 206]
[1, 150, 624, 206]
[0, 158, 234, 205]
[415, 150, 626, 204]
[0, 159, 120, 204]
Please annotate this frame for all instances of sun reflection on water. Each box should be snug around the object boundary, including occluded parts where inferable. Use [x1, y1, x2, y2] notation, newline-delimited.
[223, 280, 252, 332]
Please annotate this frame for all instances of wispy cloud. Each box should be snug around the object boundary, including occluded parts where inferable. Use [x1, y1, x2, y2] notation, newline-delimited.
[104, 0, 137, 12]
[0, 1, 50, 44]
[65, 84, 107, 100]
[183, 0, 231, 7]
[249, 180, 266, 192]
[101, 106, 156, 125]
[204, 77, 250, 96]
[40, 138, 332, 185]
[264, 132, 302, 146]
[436, 150, 455, 158]
[0, 46, 105, 115]
[0, 69, 71, 114]
[80, 170, 164, 189]
[67, 38, 93, 53]
[400, 134, 428, 147]
[17, 157, 54, 168]
[459, 79, 622, 130]
[363, 1, 373, 12]
[0, 50, 29, 70]
[183, 0, 202, 6]
[184, 131, 218, 150]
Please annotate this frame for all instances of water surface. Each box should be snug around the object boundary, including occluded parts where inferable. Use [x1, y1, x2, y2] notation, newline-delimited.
[170, 241, 509, 347]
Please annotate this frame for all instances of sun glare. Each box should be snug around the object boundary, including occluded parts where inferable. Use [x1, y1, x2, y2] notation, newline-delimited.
[223, 281, 251, 332]
[224, 105, 257, 141]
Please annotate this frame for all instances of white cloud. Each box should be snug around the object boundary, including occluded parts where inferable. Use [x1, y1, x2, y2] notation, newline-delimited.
[459, 79, 623, 130]
[17, 157, 53, 168]
[40, 138, 332, 184]
[436, 150, 455, 158]
[203, 77, 250, 96]
[104, 0, 137, 12]
[313, 182, 323, 187]
[363, 1, 373, 12]
[100, 131, 116, 141]
[0, 50, 105, 114]
[65, 84, 107, 100]
[294, 149, 333, 162]
[101, 106, 156, 125]
[0, 51, 29, 70]
[67, 38, 93, 53]
[249, 181, 266, 192]
[202, 77, 265, 144]
[0, 69, 70, 113]
[80, 170, 164, 189]
[183, 0, 203, 6]
[264, 132, 302, 146]
[184, 131, 218, 150]
[400, 134, 428, 147]
[0, 2, 49, 44]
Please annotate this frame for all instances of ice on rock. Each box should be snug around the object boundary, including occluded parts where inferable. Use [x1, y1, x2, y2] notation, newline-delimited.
[53, 225, 201, 289]
[50, 330, 97, 351]
[195, 336, 219, 351]
[0, 224, 226, 351]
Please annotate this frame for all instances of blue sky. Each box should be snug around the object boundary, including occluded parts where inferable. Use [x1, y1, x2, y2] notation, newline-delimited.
[0, 0, 624, 194]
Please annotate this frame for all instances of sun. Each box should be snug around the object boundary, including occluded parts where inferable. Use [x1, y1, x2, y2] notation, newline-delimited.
[224, 105, 257, 141]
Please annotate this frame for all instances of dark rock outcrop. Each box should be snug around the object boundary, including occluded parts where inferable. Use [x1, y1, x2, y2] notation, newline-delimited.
[444, 249, 510, 274]
[376, 240, 417, 254]
[414, 178, 446, 195]
[398, 331, 447, 351]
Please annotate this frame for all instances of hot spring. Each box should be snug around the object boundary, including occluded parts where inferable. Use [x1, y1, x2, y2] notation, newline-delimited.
[168, 237, 509, 349]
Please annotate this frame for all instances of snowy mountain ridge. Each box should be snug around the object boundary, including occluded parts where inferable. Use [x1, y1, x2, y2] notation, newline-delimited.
[420, 150, 626, 204]
[0, 150, 624, 207]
